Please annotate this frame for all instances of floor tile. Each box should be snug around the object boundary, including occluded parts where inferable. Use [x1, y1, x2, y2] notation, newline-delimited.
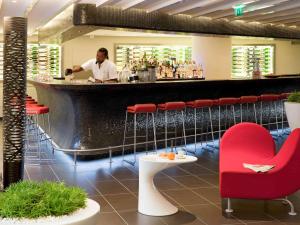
[178, 163, 214, 175]
[109, 167, 139, 180]
[93, 180, 130, 195]
[161, 210, 206, 225]
[192, 187, 221, 204]
[89, 195, 114, 213]
[185, 204, 244, 225]
[104, 193, 138, 212]
[197, 174, 219, 186]
[97, 212, 126, 225]
[119, 210, 166, 225]
[163, 189, 210, 206]
[173, 175, 213, 188]
[119, 179, 139, 192]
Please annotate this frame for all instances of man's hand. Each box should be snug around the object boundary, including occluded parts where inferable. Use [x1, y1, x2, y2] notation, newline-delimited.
[65, 68, 73, 76]
[95, 79, 103, 83]
[103, 79, 118, 83]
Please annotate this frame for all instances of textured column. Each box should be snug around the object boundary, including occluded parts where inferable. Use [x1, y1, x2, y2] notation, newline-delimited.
[2, 17, 27, 188]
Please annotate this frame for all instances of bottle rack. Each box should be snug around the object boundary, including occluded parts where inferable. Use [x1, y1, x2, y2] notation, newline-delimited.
[232, 45, 274, 78]
[115, 44, 192, 71]
[0, 43, 61, 79]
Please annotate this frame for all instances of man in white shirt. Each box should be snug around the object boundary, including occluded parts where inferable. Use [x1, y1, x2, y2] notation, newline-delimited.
[65, 48, 118, 83]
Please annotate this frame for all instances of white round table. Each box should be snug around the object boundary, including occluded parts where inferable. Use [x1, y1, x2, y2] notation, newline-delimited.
[138, 154, 197, 216]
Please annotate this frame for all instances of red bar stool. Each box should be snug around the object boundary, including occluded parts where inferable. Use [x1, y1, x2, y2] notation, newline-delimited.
[122, 104, 157, 165]
[240, 96, 259, 123]
[186, 99, 214, 153]
[26, 104, 51, 161]
[259, 94, 280, 135]
[158, 102, 186, 152]
[216, 98, 240, 142]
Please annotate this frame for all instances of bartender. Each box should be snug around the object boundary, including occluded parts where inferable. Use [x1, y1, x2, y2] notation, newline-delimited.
[65, 48, 118, 83]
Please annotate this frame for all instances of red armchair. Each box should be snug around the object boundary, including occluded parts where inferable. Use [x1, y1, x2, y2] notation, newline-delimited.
[220, 122, 300, 215]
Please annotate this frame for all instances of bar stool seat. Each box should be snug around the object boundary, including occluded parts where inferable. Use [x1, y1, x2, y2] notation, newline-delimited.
[127, 104, 156, 113]
[26, 100, 38, 104]
[218, 98, 240, 105]
[26, 105, 49, 115]
[158, 102, 186, 111]
[240, 96, 258, 103]
[186, 99, 214, 108]
[280, 93, 291, 100]
[259, 94, 280, 101]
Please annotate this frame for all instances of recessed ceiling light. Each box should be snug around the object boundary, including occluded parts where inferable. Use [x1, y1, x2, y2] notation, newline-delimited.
[11, 0, 17, 3]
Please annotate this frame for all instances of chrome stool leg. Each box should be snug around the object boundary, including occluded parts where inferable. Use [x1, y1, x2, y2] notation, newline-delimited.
[122, 111, 128, 160]
[133, 113, 137, 164]
[274, 101, 279, 137]
[209, 107, 214, 143]
[145, 113, 148, 154]
[260, 101, 263, 125]
[181, 110, 187, 153]
[254, 103, 258, 124]
[218, 105, 221, 144]
[151, 112, 157, 152]
[232, 105, 236, 125]
[240, 104, 243, 122]
[165, 111, 168, 150]
[194, 108, 197, 153]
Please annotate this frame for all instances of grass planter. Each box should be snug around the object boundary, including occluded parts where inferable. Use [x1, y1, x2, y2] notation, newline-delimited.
[285, 92, 300, 131]
[0, 181, 100, 225]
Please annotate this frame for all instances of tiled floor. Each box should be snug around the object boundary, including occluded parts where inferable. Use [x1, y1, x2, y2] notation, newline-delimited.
[22, 132, 300, 225]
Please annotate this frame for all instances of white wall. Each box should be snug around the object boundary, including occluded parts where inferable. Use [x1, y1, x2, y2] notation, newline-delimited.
[192, 36, 232, 80]
[232, 37, 300, 75]
[62, 34, 300, 80]
[62, 35, 192, 70]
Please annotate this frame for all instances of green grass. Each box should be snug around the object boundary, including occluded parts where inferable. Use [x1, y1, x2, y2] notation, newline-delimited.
[287, 92, 300, 103]
[0, 181, 87, 219]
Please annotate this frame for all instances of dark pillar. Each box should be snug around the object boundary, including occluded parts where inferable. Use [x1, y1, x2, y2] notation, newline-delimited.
[3, 17, 27, 188]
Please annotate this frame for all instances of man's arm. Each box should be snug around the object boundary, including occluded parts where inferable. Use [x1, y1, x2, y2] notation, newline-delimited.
[72, 65, 84, 73]
[65, 59, 92, 75]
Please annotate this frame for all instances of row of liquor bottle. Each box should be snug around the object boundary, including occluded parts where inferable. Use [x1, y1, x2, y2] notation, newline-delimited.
[119, 60, 204, 83]
[156, 61, 204, 79]
[115, 45, 192, 72]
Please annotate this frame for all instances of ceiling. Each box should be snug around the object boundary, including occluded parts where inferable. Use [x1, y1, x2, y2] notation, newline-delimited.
[78, 0, 300, 27]
[0, 0, 299, 37]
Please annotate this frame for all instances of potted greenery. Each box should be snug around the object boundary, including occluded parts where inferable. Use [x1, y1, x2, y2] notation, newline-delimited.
[0, 181, 100, 225]
[285, 92, 300, 130]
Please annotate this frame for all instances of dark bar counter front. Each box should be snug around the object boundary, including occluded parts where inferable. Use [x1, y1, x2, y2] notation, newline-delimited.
[29, 77, 300, 154]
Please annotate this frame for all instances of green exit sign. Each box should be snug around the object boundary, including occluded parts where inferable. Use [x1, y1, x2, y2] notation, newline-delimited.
[233, 4, 245, 16]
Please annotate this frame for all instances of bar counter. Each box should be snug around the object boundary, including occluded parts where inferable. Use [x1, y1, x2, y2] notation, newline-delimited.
[29, 76, 300, 154]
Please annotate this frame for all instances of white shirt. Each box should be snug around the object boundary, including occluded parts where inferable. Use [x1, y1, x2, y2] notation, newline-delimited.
[81, 59, 117, 81]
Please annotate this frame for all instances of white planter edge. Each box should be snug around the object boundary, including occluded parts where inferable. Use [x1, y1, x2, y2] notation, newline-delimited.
[0, 198, 100, 225]
[284, 101, 300, 131]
